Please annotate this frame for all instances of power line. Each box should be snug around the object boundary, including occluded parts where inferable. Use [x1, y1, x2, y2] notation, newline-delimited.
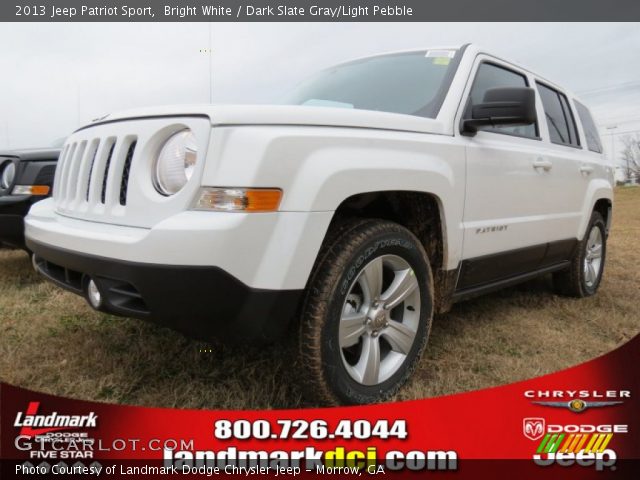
[598, 114, 640, 124]
[597, 117, 640, 130]
[600, 128, 640, 136]
[578, 80, 640, 96]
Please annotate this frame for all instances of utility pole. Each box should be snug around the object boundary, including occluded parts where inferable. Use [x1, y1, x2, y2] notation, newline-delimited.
[200, 24, 213, 104]
[77, 83, 82, 126]
[606, 125, 619, 179]
[634, 140, 640, 183]
[208, 23, 213, 104]
[626, 140, 633, 183]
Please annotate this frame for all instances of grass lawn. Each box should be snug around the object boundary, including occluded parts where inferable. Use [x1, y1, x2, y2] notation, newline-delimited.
[1, 187, 638, 409]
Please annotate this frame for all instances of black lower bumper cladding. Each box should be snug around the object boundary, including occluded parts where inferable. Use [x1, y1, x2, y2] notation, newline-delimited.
[26, 240, 303, 345]
[0, 214, 25, 249]
[0, 195, 34, 249]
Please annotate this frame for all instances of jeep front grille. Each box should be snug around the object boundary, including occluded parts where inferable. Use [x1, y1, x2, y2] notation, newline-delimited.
[51, 116, 210, 228]
[55, 135, 137, 209]
[34, 164, 56, 186]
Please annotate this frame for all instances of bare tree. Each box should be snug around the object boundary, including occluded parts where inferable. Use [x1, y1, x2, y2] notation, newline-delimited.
[620, 133, 640, 182]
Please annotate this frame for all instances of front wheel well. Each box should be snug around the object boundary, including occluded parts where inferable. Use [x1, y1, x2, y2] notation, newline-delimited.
[320, 191, 454, 313]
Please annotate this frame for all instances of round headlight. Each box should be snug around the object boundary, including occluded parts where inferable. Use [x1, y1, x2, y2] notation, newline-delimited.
[153, 129, 198, 196]
[1, 162, 16, 190]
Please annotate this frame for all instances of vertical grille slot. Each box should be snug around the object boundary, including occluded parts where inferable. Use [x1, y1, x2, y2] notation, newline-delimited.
[119, 140, 137, 206]
[100, 143, 115, 204]
[56, 143, 76, 203]
[52, 144, 70, 201]
[86, 137, 115, 205]
[84, 140, 101, 201]
[64, 141, 87, 204]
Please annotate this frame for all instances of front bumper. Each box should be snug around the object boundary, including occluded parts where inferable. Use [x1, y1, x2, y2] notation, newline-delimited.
[28, 240, 303, 345]
[25, 199, 333, 344]
[0, 195, 35, 249]
[26, 199, 332, 290]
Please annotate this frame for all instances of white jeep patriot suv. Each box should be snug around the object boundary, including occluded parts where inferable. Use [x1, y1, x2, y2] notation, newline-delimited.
[26, 45, 613, 405]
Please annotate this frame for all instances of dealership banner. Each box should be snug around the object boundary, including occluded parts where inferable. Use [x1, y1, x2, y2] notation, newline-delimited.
[2, 335, 638, 478]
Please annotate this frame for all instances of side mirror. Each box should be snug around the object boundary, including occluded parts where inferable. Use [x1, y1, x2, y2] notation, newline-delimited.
[462, 87, 537, 135]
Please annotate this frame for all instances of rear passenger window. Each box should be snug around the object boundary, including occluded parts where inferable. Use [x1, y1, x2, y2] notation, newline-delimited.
[467, 62, 538, 139]
[575, 100, 603, 153]
[536, 82, 580, 147]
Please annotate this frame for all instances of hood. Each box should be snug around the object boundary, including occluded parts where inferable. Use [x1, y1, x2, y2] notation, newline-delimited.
[0, 148, 60, 162]
[81, 104, 447, 135]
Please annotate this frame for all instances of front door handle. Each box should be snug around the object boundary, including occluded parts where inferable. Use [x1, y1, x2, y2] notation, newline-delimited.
[580, 165, 594, 175]
[533, 159, 553, 171]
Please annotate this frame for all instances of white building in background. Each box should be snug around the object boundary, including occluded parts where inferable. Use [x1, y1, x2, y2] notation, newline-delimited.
[597, 118, 640, 183]
[615, 166, 628, 184]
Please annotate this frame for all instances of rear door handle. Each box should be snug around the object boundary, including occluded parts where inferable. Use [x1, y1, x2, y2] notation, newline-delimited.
[580, 165, 594, 175]
[533, 159, 553, 171]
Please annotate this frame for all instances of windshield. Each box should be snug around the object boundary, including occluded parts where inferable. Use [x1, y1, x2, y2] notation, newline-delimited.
[283, 49, 459, 118]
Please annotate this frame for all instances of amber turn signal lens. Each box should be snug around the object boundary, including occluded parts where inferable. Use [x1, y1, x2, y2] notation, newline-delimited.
[12, 185, 50, 196]
[194, 188, 282, 212]
[243, 189, 283, 212]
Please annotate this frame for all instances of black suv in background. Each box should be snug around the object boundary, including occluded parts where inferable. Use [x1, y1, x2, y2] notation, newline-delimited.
[0, 148, 60, 250]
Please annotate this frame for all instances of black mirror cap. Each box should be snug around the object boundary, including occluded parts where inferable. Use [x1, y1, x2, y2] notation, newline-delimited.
[462, 87, 537, 135]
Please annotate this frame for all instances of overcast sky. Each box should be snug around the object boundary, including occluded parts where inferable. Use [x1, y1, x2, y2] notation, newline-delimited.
[1, 22, 639, 164]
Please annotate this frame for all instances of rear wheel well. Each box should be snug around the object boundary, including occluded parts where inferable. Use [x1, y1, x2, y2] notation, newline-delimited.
[324, 191, 453, 313]
[593, 198, 612, 235]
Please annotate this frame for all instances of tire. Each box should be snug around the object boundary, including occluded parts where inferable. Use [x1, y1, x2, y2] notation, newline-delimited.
[553, 211, 607, 297]
[298, 219, 434, 405]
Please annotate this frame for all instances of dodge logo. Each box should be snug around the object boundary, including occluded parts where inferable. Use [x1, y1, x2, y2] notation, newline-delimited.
[523, 417, 545, 441]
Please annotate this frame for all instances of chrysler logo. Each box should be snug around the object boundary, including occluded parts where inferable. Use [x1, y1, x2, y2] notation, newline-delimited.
[532, 400, 623, 413]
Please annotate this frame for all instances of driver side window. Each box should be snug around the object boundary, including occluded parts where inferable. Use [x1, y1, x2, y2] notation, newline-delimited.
[467, 62, 538, 139]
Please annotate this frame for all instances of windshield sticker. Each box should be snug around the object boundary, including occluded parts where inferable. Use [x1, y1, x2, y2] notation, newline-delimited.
[432, 57, 451, 65]
[425, 49, 455, 58]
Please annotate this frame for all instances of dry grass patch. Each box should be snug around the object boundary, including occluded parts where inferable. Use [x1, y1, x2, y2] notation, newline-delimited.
[1, 188, 639, 409]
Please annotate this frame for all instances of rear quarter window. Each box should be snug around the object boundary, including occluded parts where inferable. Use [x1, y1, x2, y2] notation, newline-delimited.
[574, 100, 604, 153]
